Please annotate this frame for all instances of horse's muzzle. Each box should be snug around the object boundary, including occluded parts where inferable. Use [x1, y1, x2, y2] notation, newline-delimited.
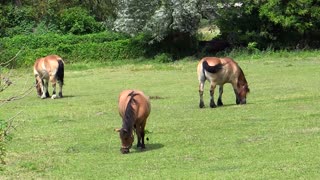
[120, 144, 132, 154]
[240, 99, 247, 104]
[120, 147, 130, 154]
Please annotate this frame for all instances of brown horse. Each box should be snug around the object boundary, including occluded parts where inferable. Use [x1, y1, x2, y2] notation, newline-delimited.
[115, 90, 151, 154]
[33, 55, 64, 99]
[197, 57, 250, 108]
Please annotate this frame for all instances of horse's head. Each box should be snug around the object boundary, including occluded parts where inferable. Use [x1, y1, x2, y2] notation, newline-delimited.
[115, 128, 134, 154]
[35, 79, 42, 97]
[236, 67, 250, 104]
[237, 82, 250, 104]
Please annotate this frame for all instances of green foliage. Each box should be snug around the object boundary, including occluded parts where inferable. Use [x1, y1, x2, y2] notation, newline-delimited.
[259, 0, 320, 33]
[153, 53, 173, 63]
[212, 0, 320, 49]
[59, 7, 104, 34]
[0, 32, 147, 67]
[0, 5, 37, 37]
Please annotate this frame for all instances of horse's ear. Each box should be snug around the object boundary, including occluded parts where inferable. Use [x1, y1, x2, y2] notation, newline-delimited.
[114, 128, 121, 132]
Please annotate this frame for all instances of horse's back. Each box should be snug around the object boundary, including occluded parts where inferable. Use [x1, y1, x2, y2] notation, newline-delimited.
[198, 57, 239, 84]
[118, 90, 150, 121]
[34, 55, 64, 77]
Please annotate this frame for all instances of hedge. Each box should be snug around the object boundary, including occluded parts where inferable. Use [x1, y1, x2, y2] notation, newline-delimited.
[0, 31, 146, 67]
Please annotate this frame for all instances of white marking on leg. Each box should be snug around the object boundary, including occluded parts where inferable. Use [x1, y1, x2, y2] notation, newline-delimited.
[51, 94, 57, 99]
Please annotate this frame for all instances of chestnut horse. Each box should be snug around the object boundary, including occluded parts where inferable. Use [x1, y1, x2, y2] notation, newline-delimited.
[115, 90, 151, 154]
[33, 55, 64, 99]
[197, 57, 249, 108]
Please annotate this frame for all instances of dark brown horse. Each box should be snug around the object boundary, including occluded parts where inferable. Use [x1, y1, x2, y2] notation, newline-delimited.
[115, 90, 151, 154]
[197, 57, 250, 108]
[33, 55, 64, 99]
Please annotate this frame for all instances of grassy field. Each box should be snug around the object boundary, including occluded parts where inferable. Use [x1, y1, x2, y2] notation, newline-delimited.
[1, 51, 320, 179]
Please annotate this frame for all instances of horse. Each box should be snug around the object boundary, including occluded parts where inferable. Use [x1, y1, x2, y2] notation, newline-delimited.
[115, 90, 151, 154]
[33, 55, 64, 99]
[197, 57, 250, 108]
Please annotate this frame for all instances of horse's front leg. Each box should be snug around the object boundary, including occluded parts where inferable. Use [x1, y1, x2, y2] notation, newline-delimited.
[232, 84, 240, 104]
[217, 85, 224, 106]
[210, 83, 217, 108]
[135, 126, 142, 149]
[136, 123, 146, 149]
[199, 81, 205, 108]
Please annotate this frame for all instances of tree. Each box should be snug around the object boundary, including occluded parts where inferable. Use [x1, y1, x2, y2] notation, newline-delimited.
[113, 0, 202, 42]
[260, 0, 320, 33]
[205, 0, 320, 49]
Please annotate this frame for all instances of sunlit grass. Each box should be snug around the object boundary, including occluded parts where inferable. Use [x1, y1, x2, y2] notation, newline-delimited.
[1, 51, 320, 179]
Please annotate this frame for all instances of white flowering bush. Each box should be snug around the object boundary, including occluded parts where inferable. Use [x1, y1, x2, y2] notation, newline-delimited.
[113, 0, 202, 43]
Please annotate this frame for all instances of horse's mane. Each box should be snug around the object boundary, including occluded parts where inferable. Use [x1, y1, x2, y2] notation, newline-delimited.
[237, 66, 250, 92]
[123, 91, 138, 132]
[238, 67, 247, 84]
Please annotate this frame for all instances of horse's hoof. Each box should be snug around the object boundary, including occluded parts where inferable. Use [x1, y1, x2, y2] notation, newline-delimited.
[217, 101, 223, 106]
[51, 94, 57, 99]
[199, 102, 205, 108]
[41, 95, 46, 99]
[210, 103, 217, 108]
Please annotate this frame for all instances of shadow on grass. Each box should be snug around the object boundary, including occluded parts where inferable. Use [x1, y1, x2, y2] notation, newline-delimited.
[199, 103, 254, 109]
[132, 143, 164, 153]
[62, 95, 75, 98]
[149, 95, 166, 100]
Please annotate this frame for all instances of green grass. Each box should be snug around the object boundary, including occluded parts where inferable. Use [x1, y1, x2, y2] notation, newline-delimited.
[1, 51, 320, 179]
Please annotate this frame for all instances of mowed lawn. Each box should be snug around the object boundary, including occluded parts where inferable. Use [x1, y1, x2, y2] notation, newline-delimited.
[1, 53, 320, 179]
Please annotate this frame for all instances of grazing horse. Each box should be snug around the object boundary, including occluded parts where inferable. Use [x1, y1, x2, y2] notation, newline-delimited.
[33, 55, 64, 99]
[197, 57, 250, 108]
[115, 90, 151, 154]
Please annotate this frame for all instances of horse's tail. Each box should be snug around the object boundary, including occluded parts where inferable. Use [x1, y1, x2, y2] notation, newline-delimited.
[202, 60, 223, 74]
[56, 59, 64, 85]
[123, 91, 138, 130]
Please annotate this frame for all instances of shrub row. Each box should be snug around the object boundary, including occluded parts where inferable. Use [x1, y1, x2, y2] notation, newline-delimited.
[0, 32, 146, 67]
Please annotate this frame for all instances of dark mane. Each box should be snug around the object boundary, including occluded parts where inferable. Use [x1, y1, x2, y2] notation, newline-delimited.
[237, 67, 250, 92]
[238, 67, 247, 84]
[123, 91, 138, 132]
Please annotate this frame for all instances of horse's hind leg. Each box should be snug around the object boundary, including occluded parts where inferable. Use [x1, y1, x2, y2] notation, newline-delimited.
[199, 81, 205, 108]
[209, 83, 217, 108]
[45, 80, 50, 98]
[58, 80, 63, 98]
[50, 76, 58, 99]
[217, 85, 224, 106]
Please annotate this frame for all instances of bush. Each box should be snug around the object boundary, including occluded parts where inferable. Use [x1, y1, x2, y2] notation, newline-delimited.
[59, 7, 104, 35]
[0, 32, 146, 67]
[154, 53, 173, 63]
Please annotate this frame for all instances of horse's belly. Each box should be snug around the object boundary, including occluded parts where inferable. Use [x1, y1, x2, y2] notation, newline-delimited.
[39, 70, 49, 79]
[207, 75, 229, 85]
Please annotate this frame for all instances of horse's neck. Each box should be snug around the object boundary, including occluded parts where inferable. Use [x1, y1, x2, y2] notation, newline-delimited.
[237, 67, 247, 84]
[122, 118, 134, 132]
